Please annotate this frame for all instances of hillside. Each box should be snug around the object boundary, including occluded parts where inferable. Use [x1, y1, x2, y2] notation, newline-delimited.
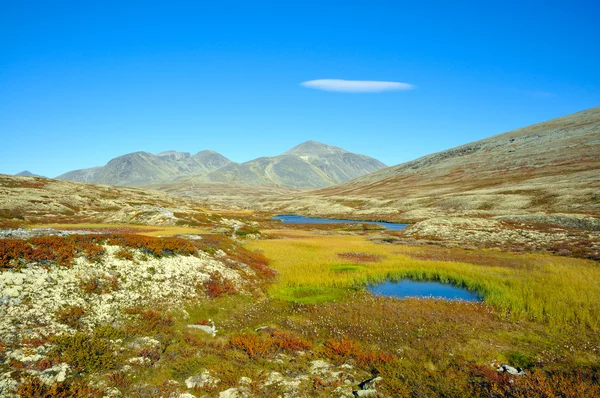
[0, 174, 220, 227]
[57, 141, 387, 190]
[259, 107, 599, 219]
[195, 141, 386, 189]
[57, 150, 232, 186]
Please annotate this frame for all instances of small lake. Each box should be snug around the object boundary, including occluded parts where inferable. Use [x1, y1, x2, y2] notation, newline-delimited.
[273, 214, 408, 231]
[368, 280, 482, 302]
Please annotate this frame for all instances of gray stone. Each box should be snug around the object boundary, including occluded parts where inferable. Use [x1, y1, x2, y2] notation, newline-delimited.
[353, 389, 378, 397]
[497, 364, 526, 376]
[185, 370, 220, 389]
[358, 376, 382, 390]
[187, 321, 217, 336]
[219, 388, 245, 398]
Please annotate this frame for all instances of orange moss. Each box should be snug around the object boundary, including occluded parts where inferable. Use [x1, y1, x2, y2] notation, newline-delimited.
[106, 234, 197, 257]
[55, 305, 86, 328]
[272, 331, 313, 352]
[202, 272, 237, 298]
[321, 338, 395, 368]
[229, 333, 274, 358]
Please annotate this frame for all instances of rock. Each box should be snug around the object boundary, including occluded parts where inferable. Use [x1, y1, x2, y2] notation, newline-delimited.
[219, 387, 245, 398]
[265, 371, 284, 386]
[353, 376, 383, 397]
[38, 363, 69, 384]
[358, 376, 382, 390]
[238, 376, 252, 386]
[187, 321, 217, 336]
[178, 393, 197, 398]
[185, 370, 220, 389]
[309, 360, 332, 376]
[353, 389, 378, 397]
[497, 364, 526, 376]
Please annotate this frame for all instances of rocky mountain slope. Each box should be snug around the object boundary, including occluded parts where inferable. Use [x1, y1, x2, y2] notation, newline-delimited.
[257, 107, 600, 219]
[195, 141, 386, 188]
[57, 150, 232, 186]
[57, 141, 386, 189]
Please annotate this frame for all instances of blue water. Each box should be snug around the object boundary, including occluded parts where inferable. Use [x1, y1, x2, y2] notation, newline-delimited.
[272, 214, 408, 231]
[368, 280, 482, 302]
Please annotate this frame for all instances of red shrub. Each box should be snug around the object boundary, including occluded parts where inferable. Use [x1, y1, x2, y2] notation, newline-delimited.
[229, 333, 273, 358]
[202, 272, 237, 298]
[272, 331, 313, 352]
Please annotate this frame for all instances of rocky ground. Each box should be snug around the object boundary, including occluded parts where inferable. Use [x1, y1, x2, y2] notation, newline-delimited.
[0, 227, 388, 397]
[0, 230, 247, 396]
[381, 213, 600, 260]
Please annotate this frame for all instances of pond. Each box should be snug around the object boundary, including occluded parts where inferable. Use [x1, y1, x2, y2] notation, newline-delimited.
[272, 214, 408, 231]
[368, 280, 482, 302]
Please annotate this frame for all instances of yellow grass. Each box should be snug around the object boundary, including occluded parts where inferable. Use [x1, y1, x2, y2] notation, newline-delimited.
[247, 230, 600, 328]
[29, 223, 208, 236]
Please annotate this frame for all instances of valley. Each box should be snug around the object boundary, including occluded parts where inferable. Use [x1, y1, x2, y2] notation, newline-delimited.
[1, 108, 599, 397]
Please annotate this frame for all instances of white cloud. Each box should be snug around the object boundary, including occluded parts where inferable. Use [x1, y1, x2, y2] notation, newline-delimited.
[301, 79, 415, 93]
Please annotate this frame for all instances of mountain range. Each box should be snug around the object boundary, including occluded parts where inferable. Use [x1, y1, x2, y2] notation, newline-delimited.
[56, 141, 387, 189]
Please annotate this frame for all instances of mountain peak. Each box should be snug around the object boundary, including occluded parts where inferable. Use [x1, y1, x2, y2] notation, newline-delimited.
[156, 151, 191, 161]
[283, 141, 348, 156]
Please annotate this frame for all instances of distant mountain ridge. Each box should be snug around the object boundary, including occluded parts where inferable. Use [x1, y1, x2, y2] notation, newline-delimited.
[56, 141, 387, 189]
[57, 150, 232, 186]
[15, 171, 44, 178]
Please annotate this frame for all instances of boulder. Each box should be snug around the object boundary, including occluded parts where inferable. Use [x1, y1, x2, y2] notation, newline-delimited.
[497, 364, 526, 376]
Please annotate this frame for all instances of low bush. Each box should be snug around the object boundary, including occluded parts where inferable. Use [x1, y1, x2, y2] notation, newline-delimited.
[321, 338, 395, 369]
[50, 332, 117, 374]
[17, 377, 103, 398]
[229, 333, 273, 358]
[106, 234, 197, 257]
[202, 272, 237, 298]
[55, 305, 86, 328]
[124, 308, 174, 336]
[272, 331, 313, 352]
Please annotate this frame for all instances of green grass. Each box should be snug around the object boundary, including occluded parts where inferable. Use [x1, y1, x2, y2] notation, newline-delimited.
[274, 285, 352, 304]
[247, 230, 600, 329]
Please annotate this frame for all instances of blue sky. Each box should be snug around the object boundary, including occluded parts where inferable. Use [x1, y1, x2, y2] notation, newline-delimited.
[1, 0, 599, 177]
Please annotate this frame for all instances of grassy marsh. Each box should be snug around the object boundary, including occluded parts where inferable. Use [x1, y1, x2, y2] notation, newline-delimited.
[248, 230, 600, 329]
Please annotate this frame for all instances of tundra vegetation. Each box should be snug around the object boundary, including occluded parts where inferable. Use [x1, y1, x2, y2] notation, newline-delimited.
[0, 175, 599, 397]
